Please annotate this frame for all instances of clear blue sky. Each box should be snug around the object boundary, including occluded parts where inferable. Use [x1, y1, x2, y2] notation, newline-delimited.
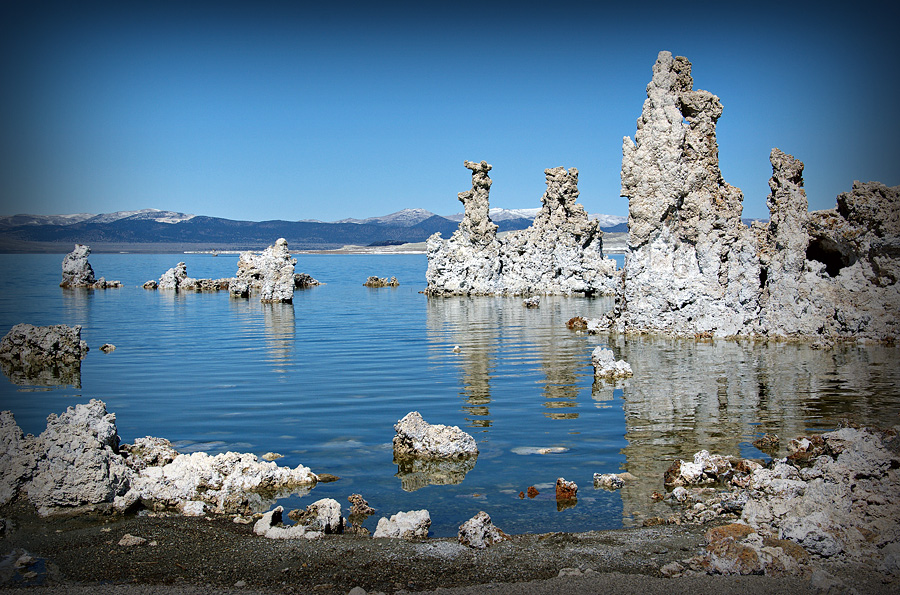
[1, 1, 897, 222]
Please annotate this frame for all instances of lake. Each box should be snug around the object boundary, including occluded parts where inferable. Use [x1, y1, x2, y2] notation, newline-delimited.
[1, 252, 898, 537]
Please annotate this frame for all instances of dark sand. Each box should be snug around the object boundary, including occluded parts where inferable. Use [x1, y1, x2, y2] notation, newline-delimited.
[1, 501, 894, 595]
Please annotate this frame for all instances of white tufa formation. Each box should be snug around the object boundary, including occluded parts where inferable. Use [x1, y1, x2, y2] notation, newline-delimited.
[425, 161, 618, 296]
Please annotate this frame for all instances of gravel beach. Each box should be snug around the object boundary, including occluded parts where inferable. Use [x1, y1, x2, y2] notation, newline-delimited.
[1, 501, 895, 595]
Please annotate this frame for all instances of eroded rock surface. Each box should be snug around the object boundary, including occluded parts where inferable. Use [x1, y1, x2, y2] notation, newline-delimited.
[229, 238, 297, 303]
[613, 51, 759, 337]
[373, 509, 431, 539]
[591, 347, 633, 379]
[655, 426, 900, 580]
[597, 51, 900, 341]
[392, 411, 478, 460]
[758, 151, 900, 340]
[153, 262, 231, 292]
[0, 323, 88, 387]
[0, 400, 319, 517]
[27, 400, 131, 516]
[458, 511, 508, 549]
[60, 244, 121, 289]
[426, 161, 617, 296]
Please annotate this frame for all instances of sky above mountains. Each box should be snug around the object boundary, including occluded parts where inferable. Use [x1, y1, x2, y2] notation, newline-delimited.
[1, 1, 897, 222]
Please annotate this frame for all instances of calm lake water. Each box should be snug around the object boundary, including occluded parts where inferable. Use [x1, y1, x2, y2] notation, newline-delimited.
[1, 252, 899, 537]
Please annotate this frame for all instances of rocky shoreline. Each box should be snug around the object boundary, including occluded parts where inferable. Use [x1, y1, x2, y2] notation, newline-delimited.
[2, 397, 898, 594]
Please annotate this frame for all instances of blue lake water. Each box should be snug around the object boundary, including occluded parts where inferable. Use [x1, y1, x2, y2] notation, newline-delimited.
[1, 252, 899, 537]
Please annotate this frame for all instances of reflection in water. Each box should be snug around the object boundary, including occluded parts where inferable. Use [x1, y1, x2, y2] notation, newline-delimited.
[0, 359, 82, 388]
[229, 299, 296, 375]
[261, 303, 295, 373]
[607, 335, 900, 526]
[426, 296, 614, 427]
[426, 297, 499, 428]
[394, 455, 478, 492]
[61, 287, 94, 322]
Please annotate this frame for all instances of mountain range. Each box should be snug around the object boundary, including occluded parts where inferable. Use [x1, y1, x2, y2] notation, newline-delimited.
[0, 207, 629, 252]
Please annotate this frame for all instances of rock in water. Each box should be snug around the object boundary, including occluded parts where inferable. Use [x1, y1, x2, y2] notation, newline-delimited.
[758, 150, 900, 339]
[230, 238, 297, 303]
[60, 244, 96, 288]
[590, 347, 633, 378]
[616, 51, 759, 337]
[392, 411, 478, 459]
[59, 244, 121, 289]
[157, 262, 189, 290]
[602, 50, 900, 341]
[425, 161, 618, 296]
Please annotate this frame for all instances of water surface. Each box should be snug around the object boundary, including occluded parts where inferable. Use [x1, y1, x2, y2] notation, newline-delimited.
[0, 252, 897, 536]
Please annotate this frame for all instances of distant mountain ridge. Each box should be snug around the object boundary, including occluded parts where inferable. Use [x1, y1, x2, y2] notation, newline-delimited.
[0, 207, 630, 252]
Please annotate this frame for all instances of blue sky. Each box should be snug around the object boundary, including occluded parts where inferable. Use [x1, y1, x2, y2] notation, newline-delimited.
[1, 1, 897, 222]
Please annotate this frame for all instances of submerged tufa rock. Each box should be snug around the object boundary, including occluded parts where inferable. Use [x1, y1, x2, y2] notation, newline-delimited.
[363, 276, 399, 287]
[426, 161, 618, 296]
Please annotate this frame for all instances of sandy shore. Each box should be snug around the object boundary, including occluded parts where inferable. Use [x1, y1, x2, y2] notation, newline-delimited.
[1, 501, 894, 595]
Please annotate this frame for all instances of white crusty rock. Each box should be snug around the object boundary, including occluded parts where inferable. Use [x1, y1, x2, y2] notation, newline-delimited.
[615, 51, 759, 337]
[26, 400, 131, 516]
[392, 411, 478, 460]
[229, 238, 297, 303]
[425, 161, 618, 296]
[458, 511, 508, 549]
[604, 51, 900, 341]
[60, 244, 122, 289]
[757, 150, 900, 340]
[373, 509, 431, 539]
[287, 498, 344, 534]
[127, 449, 318, 515]
[158, 262, 189, 290]
[665, 426, 899, 576]
[254, 506, 321, 540]
[154, 263, 231, 292]
[591, 347, 633, 379]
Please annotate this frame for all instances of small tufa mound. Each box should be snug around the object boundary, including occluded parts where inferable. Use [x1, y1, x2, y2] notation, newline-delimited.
[373, 509, 431, 539]
[392, 411, 478, 460]
[590, 347, 633, 379]
[523, 296, 540, 308]
[458, 511, 509, 549]
[363, 276, 399, 287]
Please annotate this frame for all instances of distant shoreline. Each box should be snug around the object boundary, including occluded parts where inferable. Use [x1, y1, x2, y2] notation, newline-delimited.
[0, 233, 628, 255]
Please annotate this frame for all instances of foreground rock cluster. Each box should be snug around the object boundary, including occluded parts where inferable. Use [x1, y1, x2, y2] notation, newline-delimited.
[653, 425, 900, 583]
[425, 161, 618, 296]
[594, 50, 900, 341]
[0, 400, 318, 517]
